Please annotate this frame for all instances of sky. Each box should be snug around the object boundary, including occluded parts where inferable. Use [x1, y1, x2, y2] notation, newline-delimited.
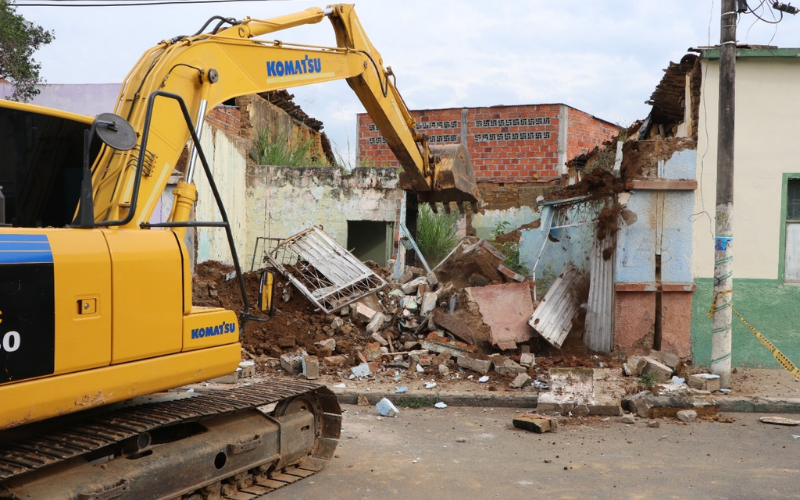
[14, 0, 800, 165]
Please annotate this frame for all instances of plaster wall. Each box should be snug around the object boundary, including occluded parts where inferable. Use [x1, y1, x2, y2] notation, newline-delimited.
[246, 166, 403, 254]
[194, 128, 249, 266]
[695, 58, 800, 280]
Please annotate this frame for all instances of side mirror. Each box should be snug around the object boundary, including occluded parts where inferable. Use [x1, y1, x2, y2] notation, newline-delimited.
[258, 270, 275, 316]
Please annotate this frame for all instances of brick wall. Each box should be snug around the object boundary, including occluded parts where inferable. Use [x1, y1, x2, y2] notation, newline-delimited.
[205, 105, 243, 136]
[566, 108, 620, 162]
[358, 104, 618, 184]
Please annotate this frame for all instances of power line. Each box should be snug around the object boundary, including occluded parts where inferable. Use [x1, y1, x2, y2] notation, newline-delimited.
[14, 0, 288, 7]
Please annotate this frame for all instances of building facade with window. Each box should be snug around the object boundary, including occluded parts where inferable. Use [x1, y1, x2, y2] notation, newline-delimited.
[691, 47, 800, 367]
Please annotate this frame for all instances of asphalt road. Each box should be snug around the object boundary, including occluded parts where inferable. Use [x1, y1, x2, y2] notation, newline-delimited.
[264, 405, 800, 500]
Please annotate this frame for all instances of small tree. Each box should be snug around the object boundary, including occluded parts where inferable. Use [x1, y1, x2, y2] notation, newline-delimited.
[0, 0, 54, 102]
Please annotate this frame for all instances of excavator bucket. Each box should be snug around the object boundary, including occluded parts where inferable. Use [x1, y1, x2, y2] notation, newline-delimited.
[399, 143, 481, 213]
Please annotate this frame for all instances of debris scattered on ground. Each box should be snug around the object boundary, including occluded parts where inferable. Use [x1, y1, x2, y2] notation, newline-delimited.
[759, 416, 800, 426]
[434, 402, 448, 409]
[376, 398, 399, 417]
[513, 413, 559, 433]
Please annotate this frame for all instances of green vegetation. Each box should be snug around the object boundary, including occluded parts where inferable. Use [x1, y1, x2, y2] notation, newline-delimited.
[640, 372, 657, 388]
[395, 397, 437, 409]
[251, 126, 328, 167]
[416, 204, 460, 268]
[491, 220, 530, 277]
[0, 0, 54, 102]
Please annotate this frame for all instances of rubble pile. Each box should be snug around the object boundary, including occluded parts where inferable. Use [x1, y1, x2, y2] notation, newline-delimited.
[192, 235, 616, 393]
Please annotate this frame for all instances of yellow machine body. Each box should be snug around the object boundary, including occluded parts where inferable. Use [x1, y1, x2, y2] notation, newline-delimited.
[0, 4, 478, 433]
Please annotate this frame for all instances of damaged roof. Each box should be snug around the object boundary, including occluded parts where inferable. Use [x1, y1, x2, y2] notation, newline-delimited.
[645, 53, 698, 125]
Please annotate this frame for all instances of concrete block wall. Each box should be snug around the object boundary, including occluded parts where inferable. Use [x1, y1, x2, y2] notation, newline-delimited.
[357, 104, 618, 183]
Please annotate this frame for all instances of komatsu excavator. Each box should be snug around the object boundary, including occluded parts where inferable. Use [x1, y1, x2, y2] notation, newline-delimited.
[0, 4, 478, 499]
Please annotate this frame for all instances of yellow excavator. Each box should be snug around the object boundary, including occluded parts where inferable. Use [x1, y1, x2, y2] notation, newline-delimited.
[0, 4, 479, 499]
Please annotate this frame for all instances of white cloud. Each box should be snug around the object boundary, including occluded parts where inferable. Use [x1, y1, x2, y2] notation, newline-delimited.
[17, 0, 800, 166]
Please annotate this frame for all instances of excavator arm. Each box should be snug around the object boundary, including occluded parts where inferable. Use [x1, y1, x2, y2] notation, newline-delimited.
[90, 4, 479, 230]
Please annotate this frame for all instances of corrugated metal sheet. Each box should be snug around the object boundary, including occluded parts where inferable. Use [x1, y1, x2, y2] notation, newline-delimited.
[583, 230, 615, 353]
[528, 264, 583, 348]
[266, 226, 387, 313]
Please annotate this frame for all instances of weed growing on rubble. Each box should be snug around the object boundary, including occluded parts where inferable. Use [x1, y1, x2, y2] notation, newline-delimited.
[252, 125, 328, 167]
[417, 204, 460, 267]
[640, 372, 658, 387]
[491, 221, 530, 277]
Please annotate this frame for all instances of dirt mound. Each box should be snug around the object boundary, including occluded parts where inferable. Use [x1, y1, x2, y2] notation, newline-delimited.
[192, 261, 364, 361]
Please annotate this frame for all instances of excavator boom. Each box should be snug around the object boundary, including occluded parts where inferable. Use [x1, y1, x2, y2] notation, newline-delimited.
[93, 4, 478, 229]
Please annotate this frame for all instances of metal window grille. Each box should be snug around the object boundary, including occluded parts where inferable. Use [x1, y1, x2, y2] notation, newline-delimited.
[264, 226, 387, 314]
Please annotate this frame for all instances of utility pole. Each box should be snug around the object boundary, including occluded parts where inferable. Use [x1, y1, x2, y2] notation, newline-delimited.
[712, 0, 737, 388]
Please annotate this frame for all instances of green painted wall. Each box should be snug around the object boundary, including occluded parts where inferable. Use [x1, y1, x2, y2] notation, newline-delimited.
[691, 279, 800, 368]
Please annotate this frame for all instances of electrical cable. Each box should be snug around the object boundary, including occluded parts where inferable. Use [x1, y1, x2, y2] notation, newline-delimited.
[747, 0, 785, 23]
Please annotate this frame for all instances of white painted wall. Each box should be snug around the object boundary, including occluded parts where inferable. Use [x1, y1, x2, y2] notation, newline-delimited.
[193, 128, 248, 267]
[694, 56, 800, 280]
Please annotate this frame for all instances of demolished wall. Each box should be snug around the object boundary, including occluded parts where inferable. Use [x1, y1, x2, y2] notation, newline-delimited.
[246, 166, 404, 263]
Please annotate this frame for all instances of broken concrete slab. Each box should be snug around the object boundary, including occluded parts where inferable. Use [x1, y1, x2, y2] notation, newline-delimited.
[366, 312, 386, 334]
[510, 373, 532, 389]
[623, 392, 719, 419]
[687, 373, 721, 392]
[431, 309, 474, 345]
[536, 368, 598, 415]
[759, 416, 800, 426]
[376, 398, 399, 417]
[650, 349, 680, 369]
[512, 413, 558, 433]
[520, 353, 535, 368]
[420, 292, 437, 316]
[353, 302, 378, 323]
[280, 352, 304, 375]
[640, 357, 674, 384]
[351, 362, 372, 378]
[401, 277, 428, 295]
[457, 355, 492, 375]
[323, 355, 347, 367]
[302, 355, 319, 380]
[493, 357, 526, 375]
[422, 333, 476, 357]
[467, 282, 534, 350]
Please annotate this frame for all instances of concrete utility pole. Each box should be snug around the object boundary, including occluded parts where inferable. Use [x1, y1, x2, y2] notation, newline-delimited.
[712, 0, 737, 388]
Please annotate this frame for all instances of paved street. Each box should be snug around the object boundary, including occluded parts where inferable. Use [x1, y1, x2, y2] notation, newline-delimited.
[266, 405, 800, 500]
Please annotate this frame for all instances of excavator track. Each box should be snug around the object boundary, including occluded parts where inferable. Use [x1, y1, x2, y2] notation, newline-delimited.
[0, 380, 341, 499]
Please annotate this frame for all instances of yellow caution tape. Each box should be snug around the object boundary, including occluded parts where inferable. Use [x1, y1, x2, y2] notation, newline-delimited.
[708, 291, 800, 382]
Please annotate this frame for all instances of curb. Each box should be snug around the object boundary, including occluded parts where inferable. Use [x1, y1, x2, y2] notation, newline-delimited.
[333, 391, 800, 414]
[333, 390, 538, 408]
[718, 397, 800, 413]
